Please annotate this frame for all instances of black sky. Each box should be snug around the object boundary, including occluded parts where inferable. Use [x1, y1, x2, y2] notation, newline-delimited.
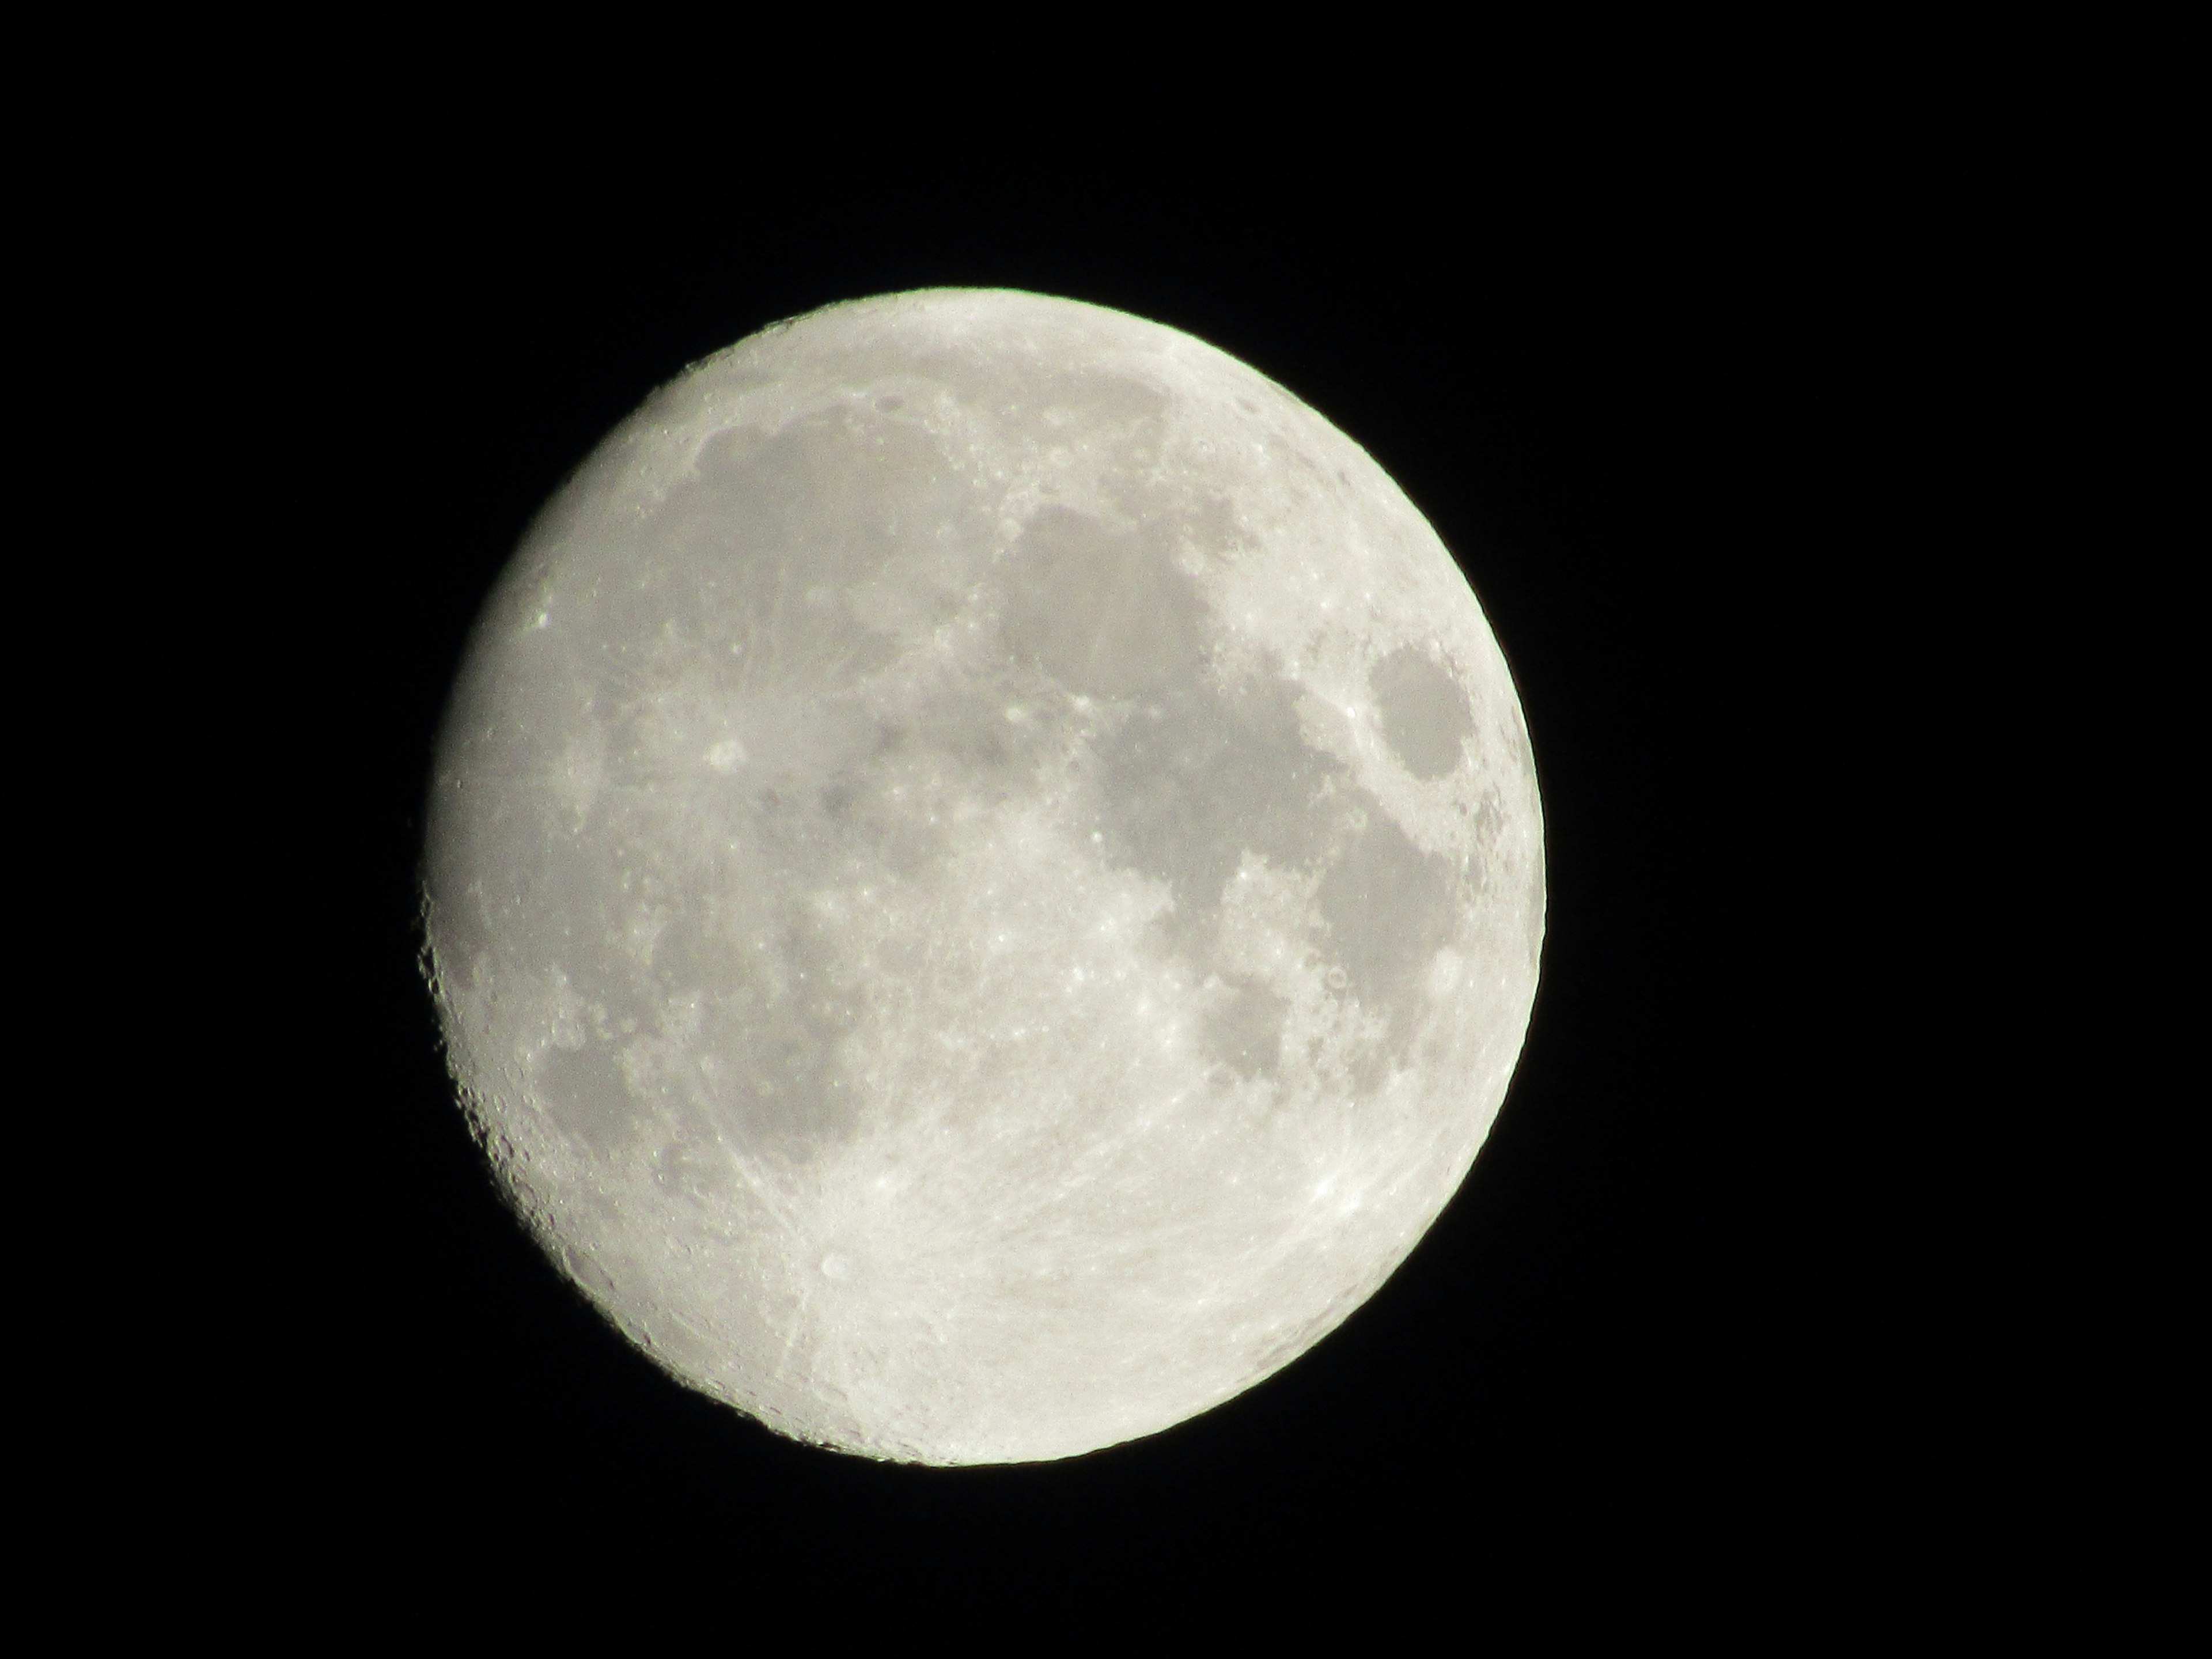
[176, 78, 1988, 1615]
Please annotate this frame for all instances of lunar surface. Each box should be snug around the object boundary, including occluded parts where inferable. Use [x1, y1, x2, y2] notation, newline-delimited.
[422, 289, 1543, 1464]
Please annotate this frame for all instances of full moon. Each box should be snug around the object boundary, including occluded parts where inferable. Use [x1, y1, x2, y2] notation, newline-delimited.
[422, 289, 1543, 1464]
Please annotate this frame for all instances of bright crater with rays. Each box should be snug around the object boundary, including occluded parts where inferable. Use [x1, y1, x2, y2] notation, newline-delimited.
[423, 289, 1543, 1464]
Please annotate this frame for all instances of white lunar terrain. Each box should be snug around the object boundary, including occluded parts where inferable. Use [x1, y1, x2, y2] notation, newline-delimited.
[422, 289, 1543, 1463]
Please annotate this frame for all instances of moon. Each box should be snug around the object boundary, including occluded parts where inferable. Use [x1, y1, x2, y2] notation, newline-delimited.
[421, 289, 1543, 1464]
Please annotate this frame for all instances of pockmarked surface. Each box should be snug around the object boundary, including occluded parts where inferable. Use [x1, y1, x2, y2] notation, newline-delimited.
[423, 290, 1544, 1463]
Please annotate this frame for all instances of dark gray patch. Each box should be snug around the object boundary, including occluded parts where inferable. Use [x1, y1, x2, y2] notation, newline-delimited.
[642, 885, 747, 996]
[999, 506, 1207, 699]
[1205, 980, 1288, 1078]
[645, 410, 989, 687]
[537, 1041, 638, 1152]
[1174, 493, 1244, 563]
[1315, 804, 1455, 1018]
[713, 914, 862, 1156]
[1347, 1038, 1393, 1096]
[1091, 666, 1343, 939]
[1370, 647, 1474, 780]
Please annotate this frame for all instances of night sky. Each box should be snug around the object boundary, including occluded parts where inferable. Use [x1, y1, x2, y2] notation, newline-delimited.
[166, 66, 1993, 1618]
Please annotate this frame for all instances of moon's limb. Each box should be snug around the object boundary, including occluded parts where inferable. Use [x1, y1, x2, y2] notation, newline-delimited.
[423, 289, 1543, 1464]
